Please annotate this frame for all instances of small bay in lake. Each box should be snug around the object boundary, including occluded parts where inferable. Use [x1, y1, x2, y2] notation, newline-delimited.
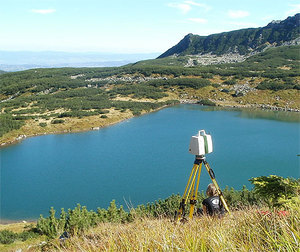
[0, 104, 299, 221]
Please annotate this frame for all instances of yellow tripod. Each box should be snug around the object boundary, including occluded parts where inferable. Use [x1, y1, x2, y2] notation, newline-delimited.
[175, 155, 230, 222]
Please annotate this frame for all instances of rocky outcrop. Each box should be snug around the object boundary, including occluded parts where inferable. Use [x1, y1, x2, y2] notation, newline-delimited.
[86, 75, 168, 84]
[185, 53, 247, 66]
[230, 83, 256, 97]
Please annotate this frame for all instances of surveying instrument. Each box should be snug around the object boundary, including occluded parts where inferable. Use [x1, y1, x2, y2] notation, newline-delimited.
[175, 130, 230, 222]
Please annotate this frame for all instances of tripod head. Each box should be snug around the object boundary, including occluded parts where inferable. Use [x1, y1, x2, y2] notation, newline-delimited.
[195, 155, 206, 161]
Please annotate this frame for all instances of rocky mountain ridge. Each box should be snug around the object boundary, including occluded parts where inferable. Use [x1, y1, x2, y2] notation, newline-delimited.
[158, 14, 300, 61]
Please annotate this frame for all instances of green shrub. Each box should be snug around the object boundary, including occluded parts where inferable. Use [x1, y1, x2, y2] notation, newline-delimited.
[37, 202, 131, 238]
[197, 99, 216, 106]
[224, 79, 237, 85]
[110, 84, 168, 100]
[201, 73, 213, 79]
[256, 81, 286, 91]
[223, 185, 259, 207]
[18, 231, 39, 241]
[249, 175, 300, 208]
[99, 110, 109, 114]
[212, 83, 220, 88]
[100, 115, 108, 118]
[132, 110, 141, 116]
[67, 204, 98, 236]
[147, 78, 211, 89]
[256, 80, 300, 91]
[0, 114, 25, 137]
[51, 119, 65, 124]
[221, 89, 230, 93]
[0, 230, 17, 244]
[39, 122, 47, 127]
[0, 228, 40, 244]
[36, 207, 66, 238]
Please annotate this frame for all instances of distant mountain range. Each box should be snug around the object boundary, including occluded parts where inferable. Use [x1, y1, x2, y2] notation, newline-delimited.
[158, 14, 300, 58]
[0, 52, 160, 72]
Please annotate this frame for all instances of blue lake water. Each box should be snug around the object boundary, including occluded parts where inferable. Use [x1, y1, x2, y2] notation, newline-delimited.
[0, 105, 299, 221]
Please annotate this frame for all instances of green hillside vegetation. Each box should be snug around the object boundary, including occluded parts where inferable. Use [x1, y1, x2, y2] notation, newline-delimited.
[0, 175, 299, 251]
[136, 45, 300, 77]
[0, 46, 299, 145]
[0, 114, 25, 137]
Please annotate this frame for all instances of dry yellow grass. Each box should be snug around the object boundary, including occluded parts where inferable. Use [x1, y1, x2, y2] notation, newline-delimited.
[0, 109, 134, 146]
[36, 207, 299, 252]
[0, 222, 35, 233]
[0, 207, 299, 251]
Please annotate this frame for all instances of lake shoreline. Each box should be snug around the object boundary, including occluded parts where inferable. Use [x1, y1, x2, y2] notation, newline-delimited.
[0, 101, 299, 148]
[180, 99, 300, 112]
[0, 114, 132, 148]
[0, 219, 36, 225]
[0, 104, 172, 148]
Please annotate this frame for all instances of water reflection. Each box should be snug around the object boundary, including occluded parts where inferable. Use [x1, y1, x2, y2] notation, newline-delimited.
[182, 104, 300, 123]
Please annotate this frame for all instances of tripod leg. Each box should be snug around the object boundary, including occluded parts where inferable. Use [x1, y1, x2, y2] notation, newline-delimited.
[176, 163, 199, 222]
[189, 162, 202, 219]
[203, 161, 231, 214]
[175, 162, 199, 222]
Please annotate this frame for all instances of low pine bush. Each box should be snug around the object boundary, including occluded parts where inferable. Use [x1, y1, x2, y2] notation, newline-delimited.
[197, 99, 216, 106]
[249, 175, 300, 208]
[0, 229, 39, 244]
[0, 230, 17, 244]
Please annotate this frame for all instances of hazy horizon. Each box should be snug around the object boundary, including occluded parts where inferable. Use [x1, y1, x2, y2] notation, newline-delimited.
[0, 51, 161, 71]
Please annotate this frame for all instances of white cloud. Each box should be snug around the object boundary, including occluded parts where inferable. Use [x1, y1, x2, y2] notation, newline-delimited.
[31, 9, 56, 14]
[286, 4, 300, 16]
[168, 1, 211, 14]
[167, 3, 191, 14]
[188, 18, 207, 24]
[228, 10, 249, 19]
[184, 1, 211, 11]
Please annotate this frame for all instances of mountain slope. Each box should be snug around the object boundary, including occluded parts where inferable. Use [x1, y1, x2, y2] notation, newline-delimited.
[158, 14, 300, 58]
[0, 44, 299, 146]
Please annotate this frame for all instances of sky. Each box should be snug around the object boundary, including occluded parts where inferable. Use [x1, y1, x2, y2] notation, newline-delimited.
[1, 0, 300, 53]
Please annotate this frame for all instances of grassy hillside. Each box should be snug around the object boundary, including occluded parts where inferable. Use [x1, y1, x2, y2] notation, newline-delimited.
[0, 46, 299, 146]
[49, 210, 300, 251]
[2, 210, 300, 251]
[1, 209, 299, 252]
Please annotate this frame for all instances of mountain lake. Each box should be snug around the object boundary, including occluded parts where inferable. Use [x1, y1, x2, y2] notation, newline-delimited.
[0, 104, 299, 221]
